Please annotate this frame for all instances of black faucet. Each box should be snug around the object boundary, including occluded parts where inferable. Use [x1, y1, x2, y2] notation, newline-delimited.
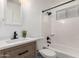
[12, 31, 18, 39]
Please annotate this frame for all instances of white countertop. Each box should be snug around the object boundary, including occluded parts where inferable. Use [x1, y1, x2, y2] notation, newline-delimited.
[0, 37, 42, 50]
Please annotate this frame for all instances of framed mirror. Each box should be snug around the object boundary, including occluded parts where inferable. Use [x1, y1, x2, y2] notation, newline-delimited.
[4, 0, 22, 25]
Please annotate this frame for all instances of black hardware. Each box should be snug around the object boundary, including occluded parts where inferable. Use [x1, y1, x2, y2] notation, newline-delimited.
[42, 47, 47, 49]
[47, 36, 51, 40]
[47, 41, 51, 44]
[12, 31, 18, 39]
[42, 0, 75, 13]
[47, 12, 52, 16]
[18, 50, 28, 55]
[47, 45, 50, 47]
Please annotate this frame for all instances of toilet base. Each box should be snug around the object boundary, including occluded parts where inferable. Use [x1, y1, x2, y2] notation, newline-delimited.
[39, 49, 56, 58]
[36, 52, 44, 58]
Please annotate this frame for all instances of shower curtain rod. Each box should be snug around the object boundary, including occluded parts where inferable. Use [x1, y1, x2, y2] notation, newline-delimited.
[42, 0, 75, 13]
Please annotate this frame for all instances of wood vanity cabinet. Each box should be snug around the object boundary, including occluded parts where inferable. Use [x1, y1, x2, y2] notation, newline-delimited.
[0, 42, 36, 58]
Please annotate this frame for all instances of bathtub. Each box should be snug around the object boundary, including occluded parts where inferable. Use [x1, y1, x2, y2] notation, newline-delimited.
[47, 47, 75, 58]
[55, 51, 74, 58]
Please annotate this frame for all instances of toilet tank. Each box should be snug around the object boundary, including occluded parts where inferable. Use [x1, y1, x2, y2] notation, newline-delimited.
[37, 37, 48, 50]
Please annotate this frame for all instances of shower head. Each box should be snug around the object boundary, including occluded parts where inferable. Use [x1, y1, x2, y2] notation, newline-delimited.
[47, 12, 52, 16]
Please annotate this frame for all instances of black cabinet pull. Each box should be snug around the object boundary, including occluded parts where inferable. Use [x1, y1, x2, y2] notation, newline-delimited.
[18, 50, 29, 55]
[47, 41, 51, 44]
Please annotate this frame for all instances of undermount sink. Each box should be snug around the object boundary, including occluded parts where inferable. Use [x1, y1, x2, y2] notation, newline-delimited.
[5, 37, 38, 44]
[0, 37, 39, 50]
[6, 38, 26, 44]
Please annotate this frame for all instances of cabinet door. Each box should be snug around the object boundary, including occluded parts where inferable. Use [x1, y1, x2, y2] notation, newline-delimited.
[0, 50, 5, 58]
[4, 42, 36, 58]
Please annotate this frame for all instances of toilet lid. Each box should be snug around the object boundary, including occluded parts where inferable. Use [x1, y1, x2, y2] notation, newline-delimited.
[39, 49, 56, 57]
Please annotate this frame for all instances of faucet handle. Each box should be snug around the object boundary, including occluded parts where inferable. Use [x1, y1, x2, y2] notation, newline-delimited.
[47, 36, 50, 40]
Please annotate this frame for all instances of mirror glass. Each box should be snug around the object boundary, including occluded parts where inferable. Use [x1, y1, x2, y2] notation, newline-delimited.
[4, 0, 22, 25]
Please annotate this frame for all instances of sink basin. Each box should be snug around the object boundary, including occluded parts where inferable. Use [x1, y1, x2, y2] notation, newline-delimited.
[5, 37, 37, 44]
[6, 38, 25, 44]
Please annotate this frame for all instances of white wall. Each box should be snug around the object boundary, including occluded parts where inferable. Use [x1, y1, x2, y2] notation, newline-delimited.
[22, 0, 53, 37]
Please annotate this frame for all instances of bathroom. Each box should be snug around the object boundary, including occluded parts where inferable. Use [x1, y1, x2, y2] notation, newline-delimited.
[0, 0, 79, 58]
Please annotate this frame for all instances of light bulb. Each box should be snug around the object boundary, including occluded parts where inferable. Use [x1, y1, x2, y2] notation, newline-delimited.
[19, 0, 31, 8]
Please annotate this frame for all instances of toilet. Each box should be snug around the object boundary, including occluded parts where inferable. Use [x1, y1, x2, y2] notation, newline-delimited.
[39, 49, 56, 58]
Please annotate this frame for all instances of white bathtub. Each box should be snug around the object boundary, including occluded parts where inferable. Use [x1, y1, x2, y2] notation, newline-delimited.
[48, 47, 75, 58]
[55, 51, 74, 58]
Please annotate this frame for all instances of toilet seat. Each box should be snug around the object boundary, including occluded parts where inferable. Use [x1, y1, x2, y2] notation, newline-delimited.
[39, 49, 56, 58]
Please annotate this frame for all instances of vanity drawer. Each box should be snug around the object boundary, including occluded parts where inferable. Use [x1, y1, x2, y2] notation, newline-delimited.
[3, 42, 36, 58]
[4, 42, 36, 52]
